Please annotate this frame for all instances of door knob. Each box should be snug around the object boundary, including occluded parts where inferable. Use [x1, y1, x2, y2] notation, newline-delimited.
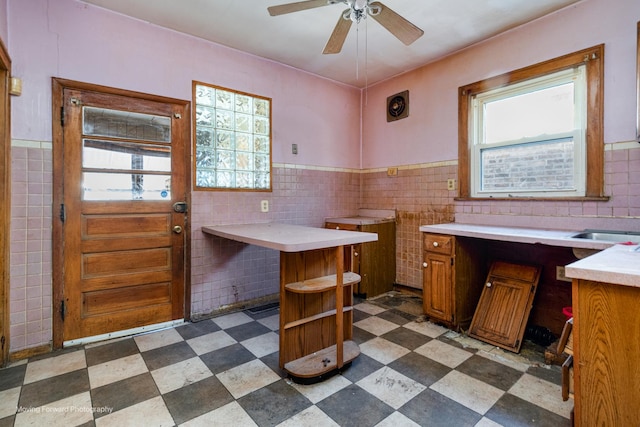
[354, 252, 359, 257]
[486, 282, 492, 288]
[173, 225, 183, 234]
[423, 262, 428, 268]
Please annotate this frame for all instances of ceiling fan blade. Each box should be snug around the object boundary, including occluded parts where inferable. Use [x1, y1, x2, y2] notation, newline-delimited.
[268, 0, 331, 16]
[323, 12, 352, 54]
[369, 1, 424, 46]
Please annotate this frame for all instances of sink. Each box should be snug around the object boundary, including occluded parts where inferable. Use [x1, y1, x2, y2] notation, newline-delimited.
[570, 230, 640, 243]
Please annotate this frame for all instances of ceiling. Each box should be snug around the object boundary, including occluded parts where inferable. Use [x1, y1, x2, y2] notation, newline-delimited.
[79, 0, 583, 88]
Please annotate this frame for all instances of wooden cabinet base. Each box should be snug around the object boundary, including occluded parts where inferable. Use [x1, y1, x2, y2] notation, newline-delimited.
[284, 340, 360, 382]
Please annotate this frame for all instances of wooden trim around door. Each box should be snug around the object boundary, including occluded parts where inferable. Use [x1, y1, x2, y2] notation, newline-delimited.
[0, 38, 11, 367]
[51, 78, 191, 349]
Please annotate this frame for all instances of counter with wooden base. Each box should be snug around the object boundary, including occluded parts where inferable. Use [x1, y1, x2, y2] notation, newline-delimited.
[201, 223, 378, 380]
[565, 243, 640, 426]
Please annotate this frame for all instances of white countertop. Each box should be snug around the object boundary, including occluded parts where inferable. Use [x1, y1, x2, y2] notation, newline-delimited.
[418, 223, 622, 250]
[202, 223, 378, 252]
[565, 244, 640, 287]
[325, 216, 395, 225]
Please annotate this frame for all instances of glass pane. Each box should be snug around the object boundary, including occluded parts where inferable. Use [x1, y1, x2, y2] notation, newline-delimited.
[196, 106, 214, 127]
[83, 172, 171, 200]
[236, 114, 252, 133]
[83, 139, 171, 172]
[254, 99, 270, 117]
[254, 117, 269, 135]
[216, 130, 234, 149]
[236, 152, 253, 171]
[216, 171, 233, 187]
[216, 90, 234, 110]
[195, 85, 214, 106]
[236, 95, 252, 113]
[196, 128, 213, 147]
[236, 133, 252, 151]
[195, 149, 214, 168]
[484, 82, 574, 144]
[196, 170, 215, 187]
[480, 138, 575, 192]
[217, 150, 234, 169]
[255, 173, 270, 189]
[236, 172, 253, 188]
[254, 136, 269, 153]
[83, 107, 171, 142]
[216, 109, 234, 130]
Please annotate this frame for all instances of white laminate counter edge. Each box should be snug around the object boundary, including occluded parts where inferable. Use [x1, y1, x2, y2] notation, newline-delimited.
[202, 223, 378, 252]
[565, 244, 640, 288]
[419, 223, 617, 250]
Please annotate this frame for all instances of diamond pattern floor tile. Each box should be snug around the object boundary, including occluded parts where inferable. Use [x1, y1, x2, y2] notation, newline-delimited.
[0, 292, 571, 427]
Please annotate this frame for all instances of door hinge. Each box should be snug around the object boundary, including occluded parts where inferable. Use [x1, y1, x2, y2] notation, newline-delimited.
[1, 335, 5, 351]
[531, 284, 535, 293]
[59, 204, 65, 222]
[515, 339, 520, 348]
[60, 300, 66, 321]
[451, 258, 454, 266]
[60, 106, 64, 127]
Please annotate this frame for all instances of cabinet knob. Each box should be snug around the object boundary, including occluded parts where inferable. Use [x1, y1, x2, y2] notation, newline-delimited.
[423, 262, 428, 268]
[433, 242, 439, 247]
[486, 282, 492, 288]
[354, 252, 359, 257]
[335, 226, 340, 230]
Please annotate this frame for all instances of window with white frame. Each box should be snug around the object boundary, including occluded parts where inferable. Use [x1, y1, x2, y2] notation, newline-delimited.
[471, 66, 586, 198]
[458, 45, 605, 200]
[193, 82, 272, 191]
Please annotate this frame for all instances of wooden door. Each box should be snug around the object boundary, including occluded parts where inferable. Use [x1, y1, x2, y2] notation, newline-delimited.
[0, 40, 9, 366]
[423, 252, 453, 323]
[469, 261, 540, 352]
[52, 80, 190, 345]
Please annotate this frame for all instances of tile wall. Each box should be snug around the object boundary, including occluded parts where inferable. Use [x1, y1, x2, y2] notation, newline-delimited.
[7, 141, 639, 353]
[9, 142, 52, 351]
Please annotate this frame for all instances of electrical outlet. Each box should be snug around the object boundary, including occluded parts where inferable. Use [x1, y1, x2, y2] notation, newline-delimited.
[387, 167, 398, 177]
[556, 266, 571, 282]
[260, 200, 269, 213]
[447, 179, 456, 191]
[292, 143, 298, 155]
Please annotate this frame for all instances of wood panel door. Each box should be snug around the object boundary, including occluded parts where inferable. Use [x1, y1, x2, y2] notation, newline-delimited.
[52, 79, 190, 345]
[469, 261, 541, 352]
[423, 252, 453, 323]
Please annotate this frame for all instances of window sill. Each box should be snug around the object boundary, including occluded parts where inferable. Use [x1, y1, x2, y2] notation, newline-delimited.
[454, 196, 610, 202]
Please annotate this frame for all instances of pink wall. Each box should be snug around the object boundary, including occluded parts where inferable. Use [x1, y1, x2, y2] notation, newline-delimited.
[0, 0, 7, 44]
[9, 0, 362, 169]
[362, 0, 640, 168]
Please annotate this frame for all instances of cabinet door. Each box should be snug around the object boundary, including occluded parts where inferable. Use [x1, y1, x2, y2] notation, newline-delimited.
[469, 261, 540, 352]
[423, 252, 453, 323]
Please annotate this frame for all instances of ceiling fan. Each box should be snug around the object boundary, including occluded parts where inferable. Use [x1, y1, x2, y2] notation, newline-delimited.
[267, 0, 424, 54]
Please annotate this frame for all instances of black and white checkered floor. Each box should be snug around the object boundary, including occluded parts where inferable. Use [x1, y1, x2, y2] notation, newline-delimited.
[0, 293, 572, 426]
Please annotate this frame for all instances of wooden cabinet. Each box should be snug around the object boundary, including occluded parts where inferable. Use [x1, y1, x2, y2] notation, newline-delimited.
[280, 246, 361, 380]
[571, 278, 640, 426]
[422, 233, 484, 330]
[325, 221, 395, 298]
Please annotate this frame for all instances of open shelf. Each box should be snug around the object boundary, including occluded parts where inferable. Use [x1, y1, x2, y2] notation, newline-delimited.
[283, 340, 360, 378]
[284, 272, 361, 293]
[283, 306, 353, 330]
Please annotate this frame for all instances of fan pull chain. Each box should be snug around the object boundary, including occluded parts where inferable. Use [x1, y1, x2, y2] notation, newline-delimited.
[355, 23, 360, 81]
[364, 16, 368, 105]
